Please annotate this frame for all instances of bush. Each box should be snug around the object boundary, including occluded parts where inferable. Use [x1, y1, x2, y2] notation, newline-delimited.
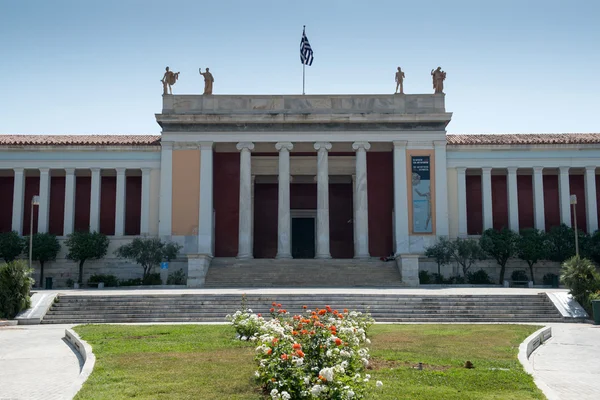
[560, 256, 600, 312]
[443, 275, 466, 284]
[142, 272, 162, 286]
[431, 273, 445, 284]
[542, 273, 558, 286]
[546, 224, 585, 263]
[115, 238, 182, 280]
[0, 231, 26, 263]
[66, 278, 75, 288]
[418, 270, 432, 284]
[424, 237, 452, 277]
[87, 274, 119, 287]
[119, 278, 142, 287]
[0, 260, 34, 319]
[511, 270, 529, 282]
[167, 268, 186, 285]
[467, 269, 493, 284]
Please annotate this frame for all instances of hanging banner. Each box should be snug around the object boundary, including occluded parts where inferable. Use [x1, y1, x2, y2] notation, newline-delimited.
[411, 156, 432, 233]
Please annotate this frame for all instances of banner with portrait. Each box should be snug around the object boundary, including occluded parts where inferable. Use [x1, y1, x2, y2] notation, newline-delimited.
[411, 156, 432, 233]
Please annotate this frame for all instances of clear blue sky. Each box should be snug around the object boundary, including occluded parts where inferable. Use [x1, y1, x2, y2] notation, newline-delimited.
[1, 0, 598, 135]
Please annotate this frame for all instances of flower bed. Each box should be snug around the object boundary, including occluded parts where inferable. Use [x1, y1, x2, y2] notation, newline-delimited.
[227, 301, 381, 399]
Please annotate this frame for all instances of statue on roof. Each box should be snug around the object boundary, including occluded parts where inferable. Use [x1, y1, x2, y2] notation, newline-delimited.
[395, 67, 405, 94]
[199, 68, 214, 95]
[161, 66, 180, 95]
[431, 66, 446, 94]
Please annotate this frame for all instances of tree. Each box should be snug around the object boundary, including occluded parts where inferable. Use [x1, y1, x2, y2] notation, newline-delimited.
[0, 231, 26, 263]
[115, 237, 182, 280]
[584, 230, 600, 266]
[65, 231, 109, 284]
[517, 228, 547, 284]
[0, 260, 34, 319]
[448, 237, 485, 277]
[30, 233, 61, 287]
[480, 228, 519, 284]
[424, 237, 452, 279]
[546, 224, 579, 263]
[560, 256, 600, 313]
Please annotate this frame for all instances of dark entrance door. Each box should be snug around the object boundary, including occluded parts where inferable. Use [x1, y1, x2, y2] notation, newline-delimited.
[292, 217, 315, 259]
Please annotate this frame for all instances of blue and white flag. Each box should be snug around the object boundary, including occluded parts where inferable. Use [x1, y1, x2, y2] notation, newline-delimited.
[300, 28, 314, 66]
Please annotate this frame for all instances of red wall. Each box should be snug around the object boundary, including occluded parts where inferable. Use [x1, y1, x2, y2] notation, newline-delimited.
[214, 153, 240, 257]
[517, 175, 534, 230]
[74, 177, 91, 232]
[0, 177, 14, 233]
[100, 177, 116, 235]
[466, 175, 482, 234]
[22, 177, 40, 235]
[48, 177, 65, 235]
[543, 175, 560, 231]
[491, 175, 508, 230]
[329, 184, 354, 258]
[570, 175, 587, 233]
[367, 152, 393, 257]
[254, 183, 278, 258]
[125, 176, 142, 236]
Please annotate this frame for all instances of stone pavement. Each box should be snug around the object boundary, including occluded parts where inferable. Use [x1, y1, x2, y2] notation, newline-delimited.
[530, 323, 600, 400]
[0, 324, 80, 400]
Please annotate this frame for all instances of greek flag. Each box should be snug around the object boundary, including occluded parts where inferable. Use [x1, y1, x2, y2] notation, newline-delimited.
[300, 28, 313, 66]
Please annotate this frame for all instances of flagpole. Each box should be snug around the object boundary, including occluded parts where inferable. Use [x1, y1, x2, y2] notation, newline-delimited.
[302, 25, 306, 95]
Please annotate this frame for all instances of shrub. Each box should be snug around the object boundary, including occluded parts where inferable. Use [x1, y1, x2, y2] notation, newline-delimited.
[467, 269, 493, 284]
[87, 274, 119, 287]
[480, 228, 519, 284]
[0, 231, 26, 263]
[448, 237, 485, 277]
[424, 237, 452, 278]
[30, 233, 61, 287]
[227, 302, 379, 399]
[142, 272, 163, 286]
[542, 273, 558, 286]
[119, 278, 142, 287]
[431, 273, 445, 284]
[511, 270, 529, 282]
[443, 275, 466, 284]
[546, 224, 586, 263]
[115, 238, 182, 280]
[167, 268, 186, 285]
[560, 256, 600, 312]
[66, 278, 75, 288]
[0, 260, 34, 319]
[517, 228, 546, 284]
[65, 231, 109, 284]
[418, 270, 432, 284]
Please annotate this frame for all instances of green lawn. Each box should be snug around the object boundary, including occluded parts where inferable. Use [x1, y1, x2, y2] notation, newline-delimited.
[73, 324, 545, 400]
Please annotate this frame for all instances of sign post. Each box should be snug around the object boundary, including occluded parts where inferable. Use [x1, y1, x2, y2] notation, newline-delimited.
[160, 261, 169, 285]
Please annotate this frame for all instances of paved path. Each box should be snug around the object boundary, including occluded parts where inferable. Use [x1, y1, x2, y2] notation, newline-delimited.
[531, 323, 600, 400]
[0, 324, 80, 400]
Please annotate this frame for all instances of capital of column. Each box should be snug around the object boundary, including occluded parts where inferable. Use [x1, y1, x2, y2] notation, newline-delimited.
[141, 168, 152, 176]
[559, 166, 570, 174]
[116, 167, 126, 175]
[236, 142, 255, 152]
[39, 168, 50, 174]
[90, 167, 101, 173]
[198, 141, 214, 150]
[161, 142, 173, 150]
[13, 167, 24, 174]
[533, 166, 544, 174]
[313, 142, 332, 152]
[64, 168, 75, 175]
[276, 142, 294, 152]
[481, 167, 492, 174]
[392, 140, 407, 149]
[433, 140, 447, 148]
[456, 167, 467, 174]
[585, 166, 597, 173]
[507, 167, 518, 174]
[352, 141, 371, 151]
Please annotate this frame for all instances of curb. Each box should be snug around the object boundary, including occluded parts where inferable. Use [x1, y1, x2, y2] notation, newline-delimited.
[64, 328, 96, 399]
[0, 320, 18, 326]
[518, 326, 559, 400]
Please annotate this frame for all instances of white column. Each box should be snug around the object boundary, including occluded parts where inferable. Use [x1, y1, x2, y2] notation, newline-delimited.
[456, 167, 468, 237]
[114, 168, 126, 236]
[140, 168, 152, 235]
[533, 167, 546, 231]
[481, 167, 493, 231]
[251, 175, 256, 254]
[507, 167, 519, 232]
[158, 142, 173, 237]
[90, 168, 101, 232]
[559, 166, 571, 227]
[237, 142, 254, 259]
[275, 142, 294, 258]
[11, 168, 25, 234]
[198, 143, 214, 255]
[393, 141, 409, 254]
[585, 166, 598, 233]
[434, 140, 449, 237]
[37, 168, 51, 233]
[314, 142, 332, 259]
[63, 168, 76, 236]
[352, 141, 370, 258]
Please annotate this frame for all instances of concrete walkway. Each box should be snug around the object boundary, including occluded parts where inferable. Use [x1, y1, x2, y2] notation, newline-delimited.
[530, 323, 600, 400]
[0, 324, 80, 400]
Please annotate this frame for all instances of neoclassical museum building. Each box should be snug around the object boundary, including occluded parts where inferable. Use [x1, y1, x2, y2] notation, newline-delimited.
[1, 93, 599, 286]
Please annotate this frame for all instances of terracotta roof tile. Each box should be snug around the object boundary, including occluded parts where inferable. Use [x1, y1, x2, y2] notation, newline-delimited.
[0, 135, 161, 146]
[446, 134, 600, 145]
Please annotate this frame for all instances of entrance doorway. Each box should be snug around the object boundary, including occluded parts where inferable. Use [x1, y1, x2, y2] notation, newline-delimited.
[292, 217, 315, 258]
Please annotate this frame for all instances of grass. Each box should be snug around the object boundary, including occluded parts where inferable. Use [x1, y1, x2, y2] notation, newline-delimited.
[73, 324, 545, 400]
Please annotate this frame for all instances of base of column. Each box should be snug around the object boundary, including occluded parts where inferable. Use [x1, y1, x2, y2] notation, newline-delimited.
[187, 254, 212, 288]
[237, 254, 253, 260]
[395, 254, 419, 287]
[353, 254, 370, 260]
[315, 254, 332, 259]
[276, 253, 292, 259]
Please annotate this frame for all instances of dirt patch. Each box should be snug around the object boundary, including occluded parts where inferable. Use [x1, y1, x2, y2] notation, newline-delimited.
[368, 358, 450, 371]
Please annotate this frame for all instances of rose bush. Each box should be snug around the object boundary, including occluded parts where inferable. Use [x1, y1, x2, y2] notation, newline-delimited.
[227, 302, 380, 399]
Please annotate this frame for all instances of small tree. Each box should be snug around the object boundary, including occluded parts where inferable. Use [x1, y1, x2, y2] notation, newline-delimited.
[0, 260, 34, 319]
[546, 224, 577, 263]
[480, 228, 518, 284]
[517, 228, 547, 284]
[584, 230, 600, 266]
[424, 237, 452, 279]
[560, 256, 600, 313]
[65, 231, 109, 284]
[0, 231, 26, 263]
[115, 237, 182, 280]
[448, 237, 485, 277]
[31, 233, 61, 287]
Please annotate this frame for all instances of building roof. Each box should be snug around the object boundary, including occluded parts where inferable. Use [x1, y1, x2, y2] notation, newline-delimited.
[0, 135, 161, 146]
[1, 133, 599, 146]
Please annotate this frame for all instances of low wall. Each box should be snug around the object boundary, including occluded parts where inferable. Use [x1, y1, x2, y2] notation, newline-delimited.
[419, 258, 561, 283]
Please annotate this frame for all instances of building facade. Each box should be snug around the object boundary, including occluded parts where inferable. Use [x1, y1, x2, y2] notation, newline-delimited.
[1, 94, 599, 286]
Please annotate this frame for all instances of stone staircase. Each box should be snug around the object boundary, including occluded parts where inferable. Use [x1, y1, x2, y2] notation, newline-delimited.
[41, 293, 565, 324]
[203, 258, 404, 287]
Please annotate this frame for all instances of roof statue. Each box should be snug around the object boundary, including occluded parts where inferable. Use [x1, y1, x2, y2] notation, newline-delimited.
[431, 66, 446, 94]
[395, 67, 405, 94]
[199, 67, 214, 95]
[161, 66, 180, 95]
